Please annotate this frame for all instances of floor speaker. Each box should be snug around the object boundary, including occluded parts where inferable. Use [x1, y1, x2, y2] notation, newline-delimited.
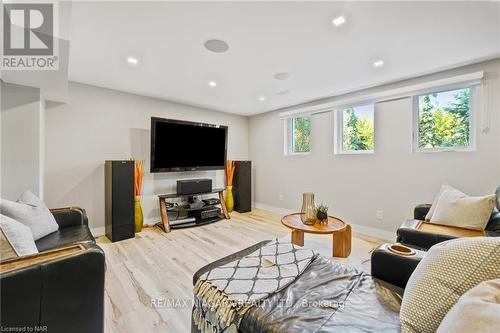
[105, 160, 135, 242]
[233, 161, 251, 213]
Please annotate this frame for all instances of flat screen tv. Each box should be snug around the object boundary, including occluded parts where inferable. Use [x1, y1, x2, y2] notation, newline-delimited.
[150, 117, 228, 172]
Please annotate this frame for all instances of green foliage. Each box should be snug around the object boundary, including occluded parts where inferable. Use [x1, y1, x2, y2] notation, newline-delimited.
[293, 117, 311, 153]
[418, 88, 470, 148]
[316, 203, 329, 221]
[342, 108, 374, 151]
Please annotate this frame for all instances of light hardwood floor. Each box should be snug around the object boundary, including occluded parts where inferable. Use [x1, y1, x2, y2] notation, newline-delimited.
[98, 209, 384, 333]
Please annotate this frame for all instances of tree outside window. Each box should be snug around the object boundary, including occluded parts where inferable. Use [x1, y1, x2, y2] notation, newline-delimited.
[292, 117, 311, 153]
[341, 104, 374, 152]
[417, 87, 471, 149]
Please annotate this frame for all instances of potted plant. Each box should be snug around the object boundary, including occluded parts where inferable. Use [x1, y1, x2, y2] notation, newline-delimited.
[316, 203, 329, 224]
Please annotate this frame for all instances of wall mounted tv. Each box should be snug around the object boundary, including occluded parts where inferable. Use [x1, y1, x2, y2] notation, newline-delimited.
[150, 117, 228, 172]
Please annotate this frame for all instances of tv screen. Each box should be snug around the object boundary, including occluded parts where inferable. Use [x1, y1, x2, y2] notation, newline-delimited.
[150, 117, 227, 172]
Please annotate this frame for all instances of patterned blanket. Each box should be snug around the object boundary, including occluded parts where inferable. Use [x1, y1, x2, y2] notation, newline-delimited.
[193, 239, 317, 333]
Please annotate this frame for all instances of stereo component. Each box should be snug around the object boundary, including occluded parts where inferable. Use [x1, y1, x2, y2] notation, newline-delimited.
[169, 217, 196, 226]
[177, 178, 212, 195]
[202, 198, 220, 206]
[189, 207, 221, 220]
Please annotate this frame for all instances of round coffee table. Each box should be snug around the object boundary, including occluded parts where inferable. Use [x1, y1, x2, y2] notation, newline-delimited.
[281, 213, 352, 258]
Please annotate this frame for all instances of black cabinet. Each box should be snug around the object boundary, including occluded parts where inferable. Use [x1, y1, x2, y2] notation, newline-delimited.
[233, 161, 251, 213]
[105, 160, 135, 242]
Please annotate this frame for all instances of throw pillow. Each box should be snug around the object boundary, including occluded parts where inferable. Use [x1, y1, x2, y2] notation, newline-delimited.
[430, 188, 495, 230]
[424, 184, 457, 221]
[0, 214, 39, 256]
[400, 237, 500, 333]
[436, 279, 500, 333]
[0, 191, 58, 240]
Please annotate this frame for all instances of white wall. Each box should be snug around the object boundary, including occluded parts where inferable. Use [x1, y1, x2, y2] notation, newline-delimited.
[1, 81, 44, 201]
[249, 59, 500, 239]
[44, 82, 249, 233]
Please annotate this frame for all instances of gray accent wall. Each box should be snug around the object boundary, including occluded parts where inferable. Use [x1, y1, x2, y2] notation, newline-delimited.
[1, 81, 44, 201]
[248, 59, 500, 237]
[44, 82, 249, 234]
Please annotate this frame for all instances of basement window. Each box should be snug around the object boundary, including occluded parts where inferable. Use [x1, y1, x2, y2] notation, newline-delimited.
[284, 116, 311, 155]
[413, 87, 474, 152]
[335, 104, 375, 154]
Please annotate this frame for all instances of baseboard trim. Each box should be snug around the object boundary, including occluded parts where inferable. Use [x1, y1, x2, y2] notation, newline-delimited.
[90, 226, 105, 237]
[253, 202, 395, 242]
[90, 218, 161, 237]
[144, 217, 161, 226]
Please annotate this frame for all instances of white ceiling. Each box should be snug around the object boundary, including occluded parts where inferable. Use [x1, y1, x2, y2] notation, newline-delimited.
[68, 1, 500, 116]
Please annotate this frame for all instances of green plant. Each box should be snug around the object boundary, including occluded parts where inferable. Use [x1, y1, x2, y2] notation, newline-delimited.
[316, 203, 329, 221]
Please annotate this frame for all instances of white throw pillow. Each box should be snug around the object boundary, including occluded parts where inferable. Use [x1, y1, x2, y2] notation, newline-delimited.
[425, 184, 458, 221]
[0, 191, 58, 240]
[0, 214, 39, 256]
[430, 188, 495, 230]
[400, 237, 500, 333]
[436, 279, 500, 333]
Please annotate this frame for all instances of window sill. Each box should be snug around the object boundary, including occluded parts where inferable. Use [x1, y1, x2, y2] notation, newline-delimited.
[335, 150, 374, 155]
[413, 147, 475, 153]
[285, 152, 311, 156]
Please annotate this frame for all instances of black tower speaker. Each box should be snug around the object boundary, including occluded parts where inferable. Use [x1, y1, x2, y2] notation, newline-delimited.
[233, 161, 251, 213]
[105, 160, 135, 242]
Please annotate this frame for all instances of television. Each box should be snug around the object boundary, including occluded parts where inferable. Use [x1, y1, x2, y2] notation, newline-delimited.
[150, 117, 228, 172]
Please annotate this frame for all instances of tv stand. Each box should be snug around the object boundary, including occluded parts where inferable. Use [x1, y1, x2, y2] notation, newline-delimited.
[157, 188, 230, 232]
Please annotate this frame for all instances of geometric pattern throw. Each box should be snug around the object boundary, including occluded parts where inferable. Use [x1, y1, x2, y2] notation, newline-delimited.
[193, 238, 316, 333]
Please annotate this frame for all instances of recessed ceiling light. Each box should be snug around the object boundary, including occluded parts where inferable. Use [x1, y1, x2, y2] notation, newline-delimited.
[274, 72, 291, 80]
[127, 57, 139, 65]
[276, 90, 290, 95]
[332, 16, 346, 27]
[204, 39, 229, 53]
[208, 81, 217, 87]
[373, 60, 384, 68]
[258, 96, 267, 102]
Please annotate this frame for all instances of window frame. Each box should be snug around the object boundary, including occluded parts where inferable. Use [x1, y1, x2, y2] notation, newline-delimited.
[412, 85, 476, 153]
[283, 116, 311, 156]
[334, 103, 375, 155]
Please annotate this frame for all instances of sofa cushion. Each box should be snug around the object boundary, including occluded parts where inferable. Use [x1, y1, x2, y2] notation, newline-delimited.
[400, 237, 500, 333]
[0, 191, 59, 240]
[425, 184, 455, 221]
[0, 214, 38, 257]
[35, 225, 95, 252]
[430, 188, 495, 230]
[436, 279, 500, 333]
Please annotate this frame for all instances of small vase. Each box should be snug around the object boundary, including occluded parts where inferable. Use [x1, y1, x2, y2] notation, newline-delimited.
[225, 186, 234, 213]
[301, 192, 316, 225]
[134, 196, 144, 233]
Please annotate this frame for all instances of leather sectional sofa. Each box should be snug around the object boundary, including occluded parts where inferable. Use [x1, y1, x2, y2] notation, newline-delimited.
[373, 185, 500, 289]
[397, 186, 500, 250]
[0, 207, 105, 333]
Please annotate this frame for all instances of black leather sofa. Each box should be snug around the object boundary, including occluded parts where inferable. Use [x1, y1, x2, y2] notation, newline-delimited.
[372, 186, 500, 288]
[397, 186, 500, 250]
[0, 207, 105, 333]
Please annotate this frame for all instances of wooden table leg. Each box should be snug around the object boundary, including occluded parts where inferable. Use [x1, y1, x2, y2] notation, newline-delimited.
[291, 229, 304, 247]
[158, 198, 171, 233]
[219, 191, 231, 219]
[333, 224, 352, 258]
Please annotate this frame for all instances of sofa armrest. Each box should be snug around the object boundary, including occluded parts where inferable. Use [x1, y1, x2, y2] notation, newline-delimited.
[414, 204, 431, 221]
[397, 219, 456, 250]
[50, 207, 88, 228]
[0, 243, 105, 333]
[371, 243, 426, 289]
